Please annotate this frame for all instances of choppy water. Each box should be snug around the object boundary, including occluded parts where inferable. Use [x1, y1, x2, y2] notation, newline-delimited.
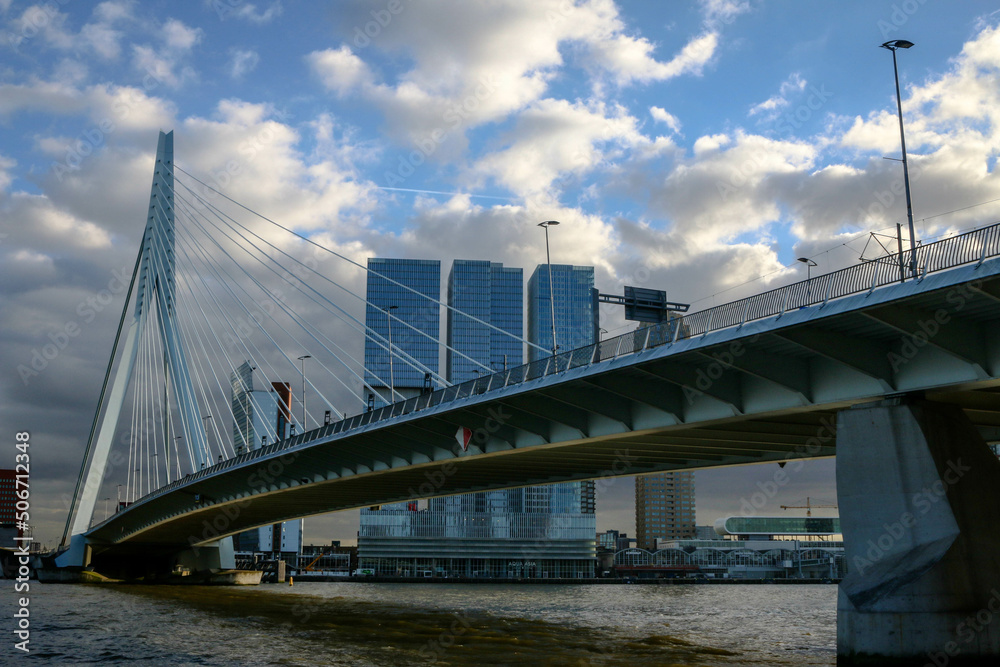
[3, 582, 836, 665]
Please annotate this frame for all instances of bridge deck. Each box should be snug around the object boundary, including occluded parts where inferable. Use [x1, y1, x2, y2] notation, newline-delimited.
[86, 257, 1000, 549]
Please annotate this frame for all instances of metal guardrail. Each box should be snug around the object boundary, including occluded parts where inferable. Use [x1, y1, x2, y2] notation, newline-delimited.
[119, 222, 1000, 520]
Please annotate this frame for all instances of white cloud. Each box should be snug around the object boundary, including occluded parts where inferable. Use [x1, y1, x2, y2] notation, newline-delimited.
[7, 0, 134, 60]
[700, 0, 751, 25]
[131, 19, 203, 87]
[650, 106, 682, 134]
[228, 48, 259, 79]
[222, 1, 283, 24]
[307, 46, 371, 95]
[0, 153, 15, 193]
[591, 31, 718, 87]
[330, 0, 722, 157]
[748, 72, 807, 119]
[473, 98, 644, 198]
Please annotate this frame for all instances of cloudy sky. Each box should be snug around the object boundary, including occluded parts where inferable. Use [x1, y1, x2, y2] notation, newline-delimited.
[3, 0, 1000, 547]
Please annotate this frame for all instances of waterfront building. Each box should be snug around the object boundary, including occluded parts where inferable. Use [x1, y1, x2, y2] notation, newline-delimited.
[635, 471, 696, 549]
[526, 264, 599, 362]
[358, 492, 596, 578]
[615, 515, 846, 580]
[363, 258, 441, 406]
[597, 529, 633, 551]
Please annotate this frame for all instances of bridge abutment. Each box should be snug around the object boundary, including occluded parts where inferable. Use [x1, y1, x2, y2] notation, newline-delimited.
[837, 398, 1000, 664]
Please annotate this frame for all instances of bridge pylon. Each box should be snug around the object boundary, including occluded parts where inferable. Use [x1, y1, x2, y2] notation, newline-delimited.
[57, 131, 213, 568]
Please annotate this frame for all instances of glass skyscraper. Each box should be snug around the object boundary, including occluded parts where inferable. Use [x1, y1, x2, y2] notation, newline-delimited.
[447, 260, 523, 382]
[357, 258, 597, 577]
[363, 258, 441, 404]
[230, 361, 279, 452]
[527, 264, 599, 362]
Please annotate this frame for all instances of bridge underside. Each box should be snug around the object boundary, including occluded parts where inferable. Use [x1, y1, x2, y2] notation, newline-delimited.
[81, 261, 1000, 563]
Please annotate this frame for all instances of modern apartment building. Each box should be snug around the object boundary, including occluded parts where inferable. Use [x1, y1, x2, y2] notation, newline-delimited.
[635, 471, 696, 549]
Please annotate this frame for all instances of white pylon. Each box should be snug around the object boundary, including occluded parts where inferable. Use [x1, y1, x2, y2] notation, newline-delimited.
[62, 131, 209, 546]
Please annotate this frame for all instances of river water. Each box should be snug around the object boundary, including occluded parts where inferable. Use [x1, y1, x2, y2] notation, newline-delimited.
[4, 582, 837, 665]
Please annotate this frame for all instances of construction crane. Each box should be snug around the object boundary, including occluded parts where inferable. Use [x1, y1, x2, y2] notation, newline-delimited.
[302, 551, 330, 572]
[780, 497, 837, 517]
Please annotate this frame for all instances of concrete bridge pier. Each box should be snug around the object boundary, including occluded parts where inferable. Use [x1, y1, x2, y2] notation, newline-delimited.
[49, 535, 237, 581]
[837, 398, 1000, 664]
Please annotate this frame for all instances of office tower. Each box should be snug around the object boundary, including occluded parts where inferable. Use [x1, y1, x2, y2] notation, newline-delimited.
[357, 259, 596, 577]
[635, 471, 696, 549]
[231, 361, 282, 451]
[363, 258, 441, 405]
[230, 361, 301, 557]
[527, 264, 599, 362]
[525, 262, 599, 549]
[447, 260, 523, 382]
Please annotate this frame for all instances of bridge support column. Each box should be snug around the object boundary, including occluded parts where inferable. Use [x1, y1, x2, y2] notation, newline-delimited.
[175, 536, 236, 573]
[837, 398, 1000, 664]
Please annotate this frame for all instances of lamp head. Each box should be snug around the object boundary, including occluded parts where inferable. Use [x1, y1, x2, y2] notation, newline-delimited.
[797, 257, 817, 267]
[881, 39, 914, 50]
[538, 220, 560, 228]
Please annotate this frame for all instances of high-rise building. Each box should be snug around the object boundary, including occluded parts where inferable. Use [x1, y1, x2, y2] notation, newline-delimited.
[357, 258, 596, 577]
[524, 261, 598, 563]
[230, 362, 301, 557]
[231, 362, 280, 451]
[364, 258, 441, 405]
[527, 264, 599, 362]
[0, 469, 22, 541]
[635, 471, 696, 549]
[447, 260, 523, 382]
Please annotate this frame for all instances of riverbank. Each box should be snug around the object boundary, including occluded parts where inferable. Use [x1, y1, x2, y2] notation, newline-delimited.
[292, 574, 840, 584]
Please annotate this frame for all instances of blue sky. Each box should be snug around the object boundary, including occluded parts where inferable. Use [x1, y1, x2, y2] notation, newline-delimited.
[3, 0, 1000, 544]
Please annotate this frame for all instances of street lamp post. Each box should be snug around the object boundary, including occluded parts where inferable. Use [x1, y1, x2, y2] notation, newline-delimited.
[538, 221, 560, 357]
[881, 39, 917, 279]
[797, 257, 817, 300]
[383, 305, 399, 403]
[297, 354, 311, 429]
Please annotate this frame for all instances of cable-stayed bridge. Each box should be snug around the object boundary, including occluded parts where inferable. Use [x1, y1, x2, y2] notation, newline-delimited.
[51, 132, 1000, 662]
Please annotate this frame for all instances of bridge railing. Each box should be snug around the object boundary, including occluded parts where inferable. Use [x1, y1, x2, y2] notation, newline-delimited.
[117, 222, 1000, 516]
[388, 222, 1000, 428]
